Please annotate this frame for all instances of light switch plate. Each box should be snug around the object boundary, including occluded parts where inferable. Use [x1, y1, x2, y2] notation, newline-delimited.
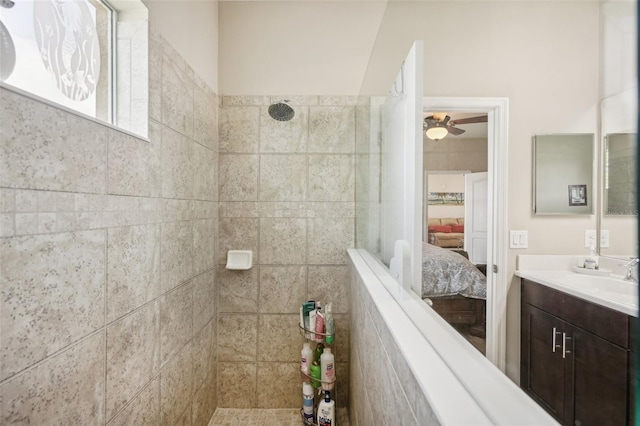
[510, 230, 528, 248]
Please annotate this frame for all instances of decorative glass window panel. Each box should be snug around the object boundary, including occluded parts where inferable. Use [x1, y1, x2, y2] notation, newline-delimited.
[1, 0, 111, 119]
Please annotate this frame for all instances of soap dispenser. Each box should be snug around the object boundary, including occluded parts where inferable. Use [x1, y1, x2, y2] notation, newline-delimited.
[584, 245, 598, 270]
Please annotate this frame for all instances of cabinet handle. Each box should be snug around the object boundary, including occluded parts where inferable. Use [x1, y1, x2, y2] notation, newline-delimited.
[562, 333, 572, 359]
[552, 327, 562, 352]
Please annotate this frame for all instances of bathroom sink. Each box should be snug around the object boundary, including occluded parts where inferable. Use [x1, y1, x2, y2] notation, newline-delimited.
[515, 269, 639, 317]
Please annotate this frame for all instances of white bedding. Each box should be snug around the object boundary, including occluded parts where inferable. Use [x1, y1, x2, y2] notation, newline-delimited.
[421, 242, 487, 299]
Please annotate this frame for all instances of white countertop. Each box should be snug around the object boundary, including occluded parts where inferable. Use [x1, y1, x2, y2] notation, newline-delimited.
[516, 267, 638, 317]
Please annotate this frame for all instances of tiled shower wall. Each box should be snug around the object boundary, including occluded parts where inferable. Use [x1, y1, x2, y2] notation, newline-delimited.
[348, 260, 439, 425]
[0, 27, 218, 425]
[216, 96, 355, 408]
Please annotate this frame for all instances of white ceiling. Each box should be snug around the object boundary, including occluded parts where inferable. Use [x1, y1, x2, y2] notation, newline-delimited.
[423, 112, 488, 140]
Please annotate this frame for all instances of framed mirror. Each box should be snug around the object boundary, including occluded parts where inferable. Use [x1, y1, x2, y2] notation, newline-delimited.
[533, 134, 595, 215]
[604, 133, 637, 216]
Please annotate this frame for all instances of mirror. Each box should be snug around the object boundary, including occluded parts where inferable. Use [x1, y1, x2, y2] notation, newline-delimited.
[533, 134, 595, 215]
[604, 133, 637, 216]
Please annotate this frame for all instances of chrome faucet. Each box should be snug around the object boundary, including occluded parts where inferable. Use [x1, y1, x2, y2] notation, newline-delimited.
[623, 258, 639, 282]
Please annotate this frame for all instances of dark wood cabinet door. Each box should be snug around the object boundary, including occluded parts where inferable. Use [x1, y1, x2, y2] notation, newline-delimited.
[522, 303, 566, 422]
[568, 325, 629, 426]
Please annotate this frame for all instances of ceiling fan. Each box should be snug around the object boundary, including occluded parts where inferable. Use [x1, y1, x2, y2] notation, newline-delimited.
[423, 112, 487, 141]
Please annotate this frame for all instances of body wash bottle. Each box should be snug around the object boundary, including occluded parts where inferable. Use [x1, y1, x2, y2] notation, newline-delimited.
[302, 382, 314, 422]
[324, 303, 334, 344]
[317, 390, 335, 426]
[320, 347, 335, 391]
[301, 342, 312, 382]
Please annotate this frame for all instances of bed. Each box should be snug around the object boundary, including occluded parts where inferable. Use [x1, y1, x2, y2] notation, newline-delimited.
[421, 242, 487, 328]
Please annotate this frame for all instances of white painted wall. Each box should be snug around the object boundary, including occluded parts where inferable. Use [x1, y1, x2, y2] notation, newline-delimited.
[144, 0, 219, 91]
[218, 1, 386, 95]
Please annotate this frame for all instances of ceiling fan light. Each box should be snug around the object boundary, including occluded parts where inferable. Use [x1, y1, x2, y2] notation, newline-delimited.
[426, 126, 448, 141]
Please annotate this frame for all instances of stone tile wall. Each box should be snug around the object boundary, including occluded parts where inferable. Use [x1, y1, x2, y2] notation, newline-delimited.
[0, 27, 218, 425]
[348, 260, 439, 426]
[216, 96, 355, 409]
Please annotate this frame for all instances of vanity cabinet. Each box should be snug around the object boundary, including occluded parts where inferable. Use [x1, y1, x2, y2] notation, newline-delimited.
[521, 279, 632, 426]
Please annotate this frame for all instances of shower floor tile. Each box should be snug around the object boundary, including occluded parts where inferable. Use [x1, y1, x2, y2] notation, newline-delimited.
[208, 407, 350, 426]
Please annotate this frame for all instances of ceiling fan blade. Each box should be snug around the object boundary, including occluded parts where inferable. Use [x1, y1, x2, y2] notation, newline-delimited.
[449, 115, 487, 126]
[447, 126, 466, 136]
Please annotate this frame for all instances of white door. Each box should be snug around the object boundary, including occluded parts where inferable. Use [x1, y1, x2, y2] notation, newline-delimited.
[464, 172, 488, 264]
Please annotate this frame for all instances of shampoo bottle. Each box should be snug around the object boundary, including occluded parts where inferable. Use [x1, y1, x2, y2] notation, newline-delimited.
[302, 382, 314, 422]
[310, 362, 321, 389]
[317, 390, 335, 426]
[320, 347, 335, 391]
[315, 308, 325, 342]
[301, 342, 312, 382]
[324, 303, 334, 344]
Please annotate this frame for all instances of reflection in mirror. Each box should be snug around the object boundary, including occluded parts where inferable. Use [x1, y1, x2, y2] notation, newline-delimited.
[533, 134, 594, 215]
[604, 133, 637, 216]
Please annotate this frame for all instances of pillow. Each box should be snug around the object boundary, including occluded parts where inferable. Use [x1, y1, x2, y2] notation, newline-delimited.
[451, 225, 464, 233]
[429, 225, 452, 233]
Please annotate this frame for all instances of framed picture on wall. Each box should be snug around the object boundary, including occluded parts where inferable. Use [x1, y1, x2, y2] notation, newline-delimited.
[568, 184, 587, 206]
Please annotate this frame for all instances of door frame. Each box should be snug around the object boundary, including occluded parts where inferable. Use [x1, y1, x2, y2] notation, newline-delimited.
[423, 97, 509, 372]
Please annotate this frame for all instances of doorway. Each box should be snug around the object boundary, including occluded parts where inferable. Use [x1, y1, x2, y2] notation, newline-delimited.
[423, 97, 509, 371]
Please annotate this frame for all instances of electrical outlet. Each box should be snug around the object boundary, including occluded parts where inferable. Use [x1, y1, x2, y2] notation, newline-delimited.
[600, 230, 610, 248]
[585, 229, 597, 248]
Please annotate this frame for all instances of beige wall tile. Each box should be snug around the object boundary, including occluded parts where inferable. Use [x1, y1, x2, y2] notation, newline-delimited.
[307, 217, 353, 264]
[219, 154, 259, 201]
[160, 221, 194, 293]
[217, 362, 256, 408]
[218, 267, 258, 313]
[107, 224, 161, 323]
[218, 314, 257, 362]
[222, 96, 270, 107]
[259, 266, 306, 314]
[218, 217, 258, 265]
[192, 269, 216, 332]
[193, 143, 217, 201]
[0, 89, 107, 193]
[148, 29, 162, 122]
[259, 155, 307, 201]
[308, 266, 349, 314]
[161, 126, 194, 199]
[259, 106, 308, 153]
[0, 333, 105, 425]
[162, 52, 194, 138]
[259, 218, 306, 265]
[256, 363, 300, 408]
[193, 218, 216, 276]
[107, 121, 161, 198]
[257, 314, 300, 362]
[193, 318, 215, 392]
[160, 342, 194, 426]
[194, 87, 218, 150]
[308, 106, 355, 154]
[219, 107, 260, 153]
[108, 378, 160, 426]
[0, 231, 106, 381]
[106, 302, 160, 420]
[308, 154, 355, 202]
[160, 282, 194, 365]
[192, 368, 216, 426]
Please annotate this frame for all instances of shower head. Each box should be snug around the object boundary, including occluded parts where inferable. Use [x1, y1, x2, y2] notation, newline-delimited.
[268, 101, 295, 122]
